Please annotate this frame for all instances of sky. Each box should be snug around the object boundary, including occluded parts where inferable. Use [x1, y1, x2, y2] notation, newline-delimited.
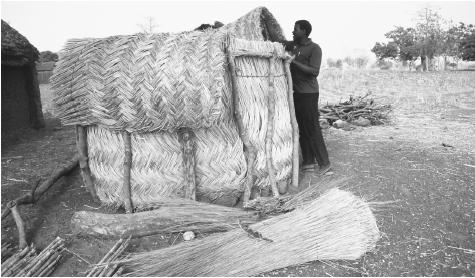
[2, 1, 475, 59]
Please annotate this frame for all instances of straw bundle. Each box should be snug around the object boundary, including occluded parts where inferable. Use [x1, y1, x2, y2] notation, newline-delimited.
[87, 120, 246, 207]
[119, 188, 380, 277]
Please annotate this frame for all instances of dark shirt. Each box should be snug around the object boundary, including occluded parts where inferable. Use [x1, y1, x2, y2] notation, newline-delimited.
[283, 39, 322, 94]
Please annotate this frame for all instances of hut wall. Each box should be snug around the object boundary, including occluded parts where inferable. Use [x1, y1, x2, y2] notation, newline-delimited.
[87, 121, 246, 207]
[1, 65, 30, 132]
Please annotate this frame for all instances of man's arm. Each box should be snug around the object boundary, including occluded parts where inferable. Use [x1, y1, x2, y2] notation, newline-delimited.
[292, 45, 322, 76]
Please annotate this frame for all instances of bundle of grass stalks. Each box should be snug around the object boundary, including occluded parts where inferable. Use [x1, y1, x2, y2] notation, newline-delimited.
[86, 236, 130, 277]
[118, 188, 380, 276]
[1, 237, 65, 277]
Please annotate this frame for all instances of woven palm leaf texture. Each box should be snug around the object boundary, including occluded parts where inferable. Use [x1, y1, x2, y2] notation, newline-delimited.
[51, 7, 294, 208]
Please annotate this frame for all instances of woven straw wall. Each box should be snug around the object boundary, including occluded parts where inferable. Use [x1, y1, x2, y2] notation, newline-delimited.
[52, 30, 230, 132]
[87, 120, 246, 207]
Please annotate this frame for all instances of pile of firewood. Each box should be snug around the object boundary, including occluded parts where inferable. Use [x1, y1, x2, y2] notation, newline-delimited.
[1, 242, 15, 262]
[85, 236, 130, 277]
[319, 94, 392, 125]
[1, 237, 65, 277]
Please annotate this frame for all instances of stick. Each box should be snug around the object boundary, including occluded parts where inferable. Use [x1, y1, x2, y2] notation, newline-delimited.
[178, 128, 197, 200]
[87, 238, 124, 277]
[284, 60, 299, 188]
[76, 125, 99, 201]
[1, 155, 79, 220]
[227, 52, 256, 205]
[122, 131, 133, 213]
[265, 56, 279, 197]
[1, 247, 30, 275]
[8, 202, 27, 249]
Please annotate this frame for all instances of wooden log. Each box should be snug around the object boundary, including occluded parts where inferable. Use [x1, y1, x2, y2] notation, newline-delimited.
[284, 60, 299, 189]
[122, 131, 133, 213]
[227, 52, 257, 206]
[178, 128, 197, 200]
[71, 200, 260, 238]
[76, 125, 99, 201]
[265, 57, 279, 197]
[8, 203, 27, 250]
[1, 155, 79, 220]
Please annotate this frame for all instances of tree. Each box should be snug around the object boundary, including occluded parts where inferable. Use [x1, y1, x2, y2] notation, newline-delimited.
[415, 7, 446, 70]
[138, 17, 158, 34]
[355, 56, 369, 69]
[460, 32, 475, 61]
[371, 42, 398, 61]
[39, 51, 58, 62]
[385, 26, 419, 67]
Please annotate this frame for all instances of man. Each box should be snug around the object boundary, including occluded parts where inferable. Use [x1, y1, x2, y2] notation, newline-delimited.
[282, 20, 331, 175]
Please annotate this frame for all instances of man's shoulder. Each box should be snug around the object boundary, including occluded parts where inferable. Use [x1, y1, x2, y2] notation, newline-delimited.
[308, 40, 321, 50]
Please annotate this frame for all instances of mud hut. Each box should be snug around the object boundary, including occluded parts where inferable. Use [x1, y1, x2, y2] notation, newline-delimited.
[1, 20, 44, 135]
[51, 7, 298, 209]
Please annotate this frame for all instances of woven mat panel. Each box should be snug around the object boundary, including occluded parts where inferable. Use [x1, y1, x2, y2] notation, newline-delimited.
[52, 30, 231, 132]
[194, 120, 246, 205]
[87, 121, 245, 207]
[230, 39, 293, 189]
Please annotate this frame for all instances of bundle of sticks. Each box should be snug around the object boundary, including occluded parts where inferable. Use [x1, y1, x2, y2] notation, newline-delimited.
[1, 237, 65, 277]
[1, 242, 15, 262]
[85, 236, 131, 277]
[319, 93, 392, 125]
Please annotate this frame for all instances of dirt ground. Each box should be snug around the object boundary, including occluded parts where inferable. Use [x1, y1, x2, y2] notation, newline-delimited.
[1, 71, 474, 276]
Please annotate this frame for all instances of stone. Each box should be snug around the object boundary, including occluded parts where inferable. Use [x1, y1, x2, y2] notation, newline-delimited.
[319, 118, 330, 129]
[183, 231, 195, 241]
[352, 117, 371, 127]
[333, 119, 350, 129]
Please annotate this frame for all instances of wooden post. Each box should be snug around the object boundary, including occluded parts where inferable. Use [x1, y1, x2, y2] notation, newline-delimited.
[284, 59, 299, 188]
[227, 52, 257, 206]
[178, 128, 197, 200]
[266, 57, 279, 197]
[122, 131, 133, 213]
[76, 125, 99, 201]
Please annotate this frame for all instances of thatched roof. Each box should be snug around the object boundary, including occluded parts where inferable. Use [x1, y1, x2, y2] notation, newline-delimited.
[51, 6, 286, 132]
[1, 20, 39, 66]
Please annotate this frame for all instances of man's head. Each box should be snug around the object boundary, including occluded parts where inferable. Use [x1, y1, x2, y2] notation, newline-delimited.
[293, 20, 312, 43]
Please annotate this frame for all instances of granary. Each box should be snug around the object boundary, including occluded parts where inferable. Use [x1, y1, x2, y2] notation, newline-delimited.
[1, 20, 44, 135]
[51, 7, 299, 209]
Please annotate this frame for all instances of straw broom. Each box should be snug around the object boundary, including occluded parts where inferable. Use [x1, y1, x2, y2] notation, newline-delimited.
[119, 188, 380, 277]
